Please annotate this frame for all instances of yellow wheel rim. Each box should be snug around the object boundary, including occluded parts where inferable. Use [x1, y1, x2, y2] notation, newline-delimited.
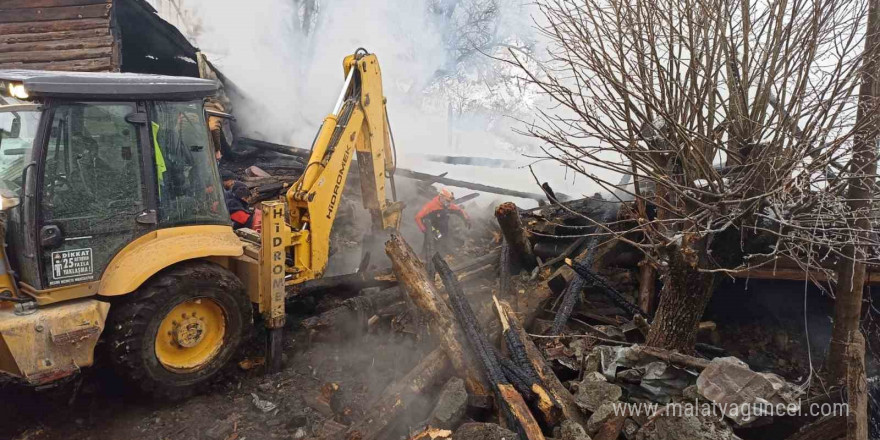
[155, 297, 227, 372]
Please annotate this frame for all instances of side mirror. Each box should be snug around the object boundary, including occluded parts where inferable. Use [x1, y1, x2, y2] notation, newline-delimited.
[0, 112, 19, 138]
[40, 225, 62, 248]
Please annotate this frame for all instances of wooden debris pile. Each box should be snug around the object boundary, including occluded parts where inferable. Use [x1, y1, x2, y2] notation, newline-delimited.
[280, 193, 862, 440]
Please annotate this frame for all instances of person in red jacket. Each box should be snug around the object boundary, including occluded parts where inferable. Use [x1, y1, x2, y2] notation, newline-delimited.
[415, 188, 471, 240]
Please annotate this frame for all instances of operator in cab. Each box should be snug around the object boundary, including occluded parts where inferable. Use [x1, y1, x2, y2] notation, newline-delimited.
[415, 188, 471, 246]
[224, 180, 254, 230]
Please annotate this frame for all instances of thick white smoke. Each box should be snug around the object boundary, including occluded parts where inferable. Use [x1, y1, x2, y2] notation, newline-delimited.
[150, 0, 604, 204]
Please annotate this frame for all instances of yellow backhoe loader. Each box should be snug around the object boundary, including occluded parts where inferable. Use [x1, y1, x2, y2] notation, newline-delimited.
[0, 48, 403, 397]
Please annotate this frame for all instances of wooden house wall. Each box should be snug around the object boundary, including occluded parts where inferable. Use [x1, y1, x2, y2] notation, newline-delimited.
[0, 0, 117, 72]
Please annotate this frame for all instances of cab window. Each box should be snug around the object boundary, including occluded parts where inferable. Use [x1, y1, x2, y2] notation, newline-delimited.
[40, 102, 147, 287]
[149, 100, 227, 227]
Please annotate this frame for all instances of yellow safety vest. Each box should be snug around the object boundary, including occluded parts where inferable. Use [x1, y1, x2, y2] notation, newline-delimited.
[151, 122, 167, 196]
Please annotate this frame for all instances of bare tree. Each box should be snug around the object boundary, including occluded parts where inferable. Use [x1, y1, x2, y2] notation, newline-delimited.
[509, 0, 872, 352]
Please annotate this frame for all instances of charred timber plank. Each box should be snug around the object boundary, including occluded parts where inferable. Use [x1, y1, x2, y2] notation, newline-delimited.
[456, 263, 495, 284]
[236, 137, 310, 158]
[499, 300, 587, 426]
[0, 46, 110, 63]
[0, 0, 108, 8]
[565, 259, 643, 319]
[343, 347, 451, 440]
[495, 202, 537, 270]
[385, 234, 491, 396]
[0, 3, 111, 23]
[0, 35, 112, 53]
[434, 254, 545, 439]
[0, 27, 108, 44]
[539, 236, 588, 268]
[549, 205, 620, 335]
[1, 56, 111, 71]
[493, 302, 561, 428]
[496, 384, 547, 440]
[499, 238, 513, 296]
[0, 17, 106, 34]
[287, 268, 397, 299]
[593, 415, 627, 440]
[434, 254, 507, 385]
[395, 168, 547, 201]
[845, 331, 867, 440]
[783, 416, 845, 440]
[631, 345, 710, 370]
[450, 247, 501, 273]
[301, 288, 402, 335]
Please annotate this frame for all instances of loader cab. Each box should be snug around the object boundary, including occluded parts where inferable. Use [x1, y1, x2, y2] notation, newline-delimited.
[0, 70, 227, 290]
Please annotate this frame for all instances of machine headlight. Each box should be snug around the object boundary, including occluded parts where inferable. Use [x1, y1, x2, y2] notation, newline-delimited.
[6, 83, 28, 100]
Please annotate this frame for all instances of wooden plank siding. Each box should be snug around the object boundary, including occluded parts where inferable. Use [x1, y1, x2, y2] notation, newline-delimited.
[0, 3, 111, 23]
[0, 0, 110, 8]
[0, 0, 115, 72]
[0, 57, 112, 72]
[0, 27, 110, 45]
[0, 17, 107, 34]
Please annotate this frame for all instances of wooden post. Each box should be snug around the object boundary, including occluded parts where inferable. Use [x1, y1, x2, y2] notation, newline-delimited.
[385, 234, 491, 396]
[495, 202, 537, 270]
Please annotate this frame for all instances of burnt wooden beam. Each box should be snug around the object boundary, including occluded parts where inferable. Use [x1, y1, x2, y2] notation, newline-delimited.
[385, 234, 491, 397]
[549, 206, 620, 335]
[495, 202, 537, 271]
[395, 168, 548, 201]
[300, 288, 402, 336]
[782, 416, 845, 440]
[343, 348, 451, 440]
[631, 345, 711, 370]
[565, 258, 643, 319]
[498, 299, 587, 427]
[433, 254, 546, 440]
[499, 238, 513, 296]
[236, 137, 310, 158]
[287, 268, 397, 299]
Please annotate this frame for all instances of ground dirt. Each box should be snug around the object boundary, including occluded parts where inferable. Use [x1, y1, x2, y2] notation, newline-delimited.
[0, 319, 435, 440]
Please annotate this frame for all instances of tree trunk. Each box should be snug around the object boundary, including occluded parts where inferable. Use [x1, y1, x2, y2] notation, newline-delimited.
[846, 331, 868, 440]
[645, 240, 715, 353]
[826, 0, 880, 382]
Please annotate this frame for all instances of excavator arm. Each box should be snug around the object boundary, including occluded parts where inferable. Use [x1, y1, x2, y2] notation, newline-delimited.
[250, 49, 405, 371]
[283, 49, 404, 283]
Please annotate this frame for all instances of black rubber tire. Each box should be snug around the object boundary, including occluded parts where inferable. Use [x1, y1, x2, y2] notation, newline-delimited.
[104, 261, 252, 399]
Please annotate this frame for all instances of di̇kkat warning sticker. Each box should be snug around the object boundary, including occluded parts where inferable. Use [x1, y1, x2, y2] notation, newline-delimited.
[51, 248, 94, 283]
